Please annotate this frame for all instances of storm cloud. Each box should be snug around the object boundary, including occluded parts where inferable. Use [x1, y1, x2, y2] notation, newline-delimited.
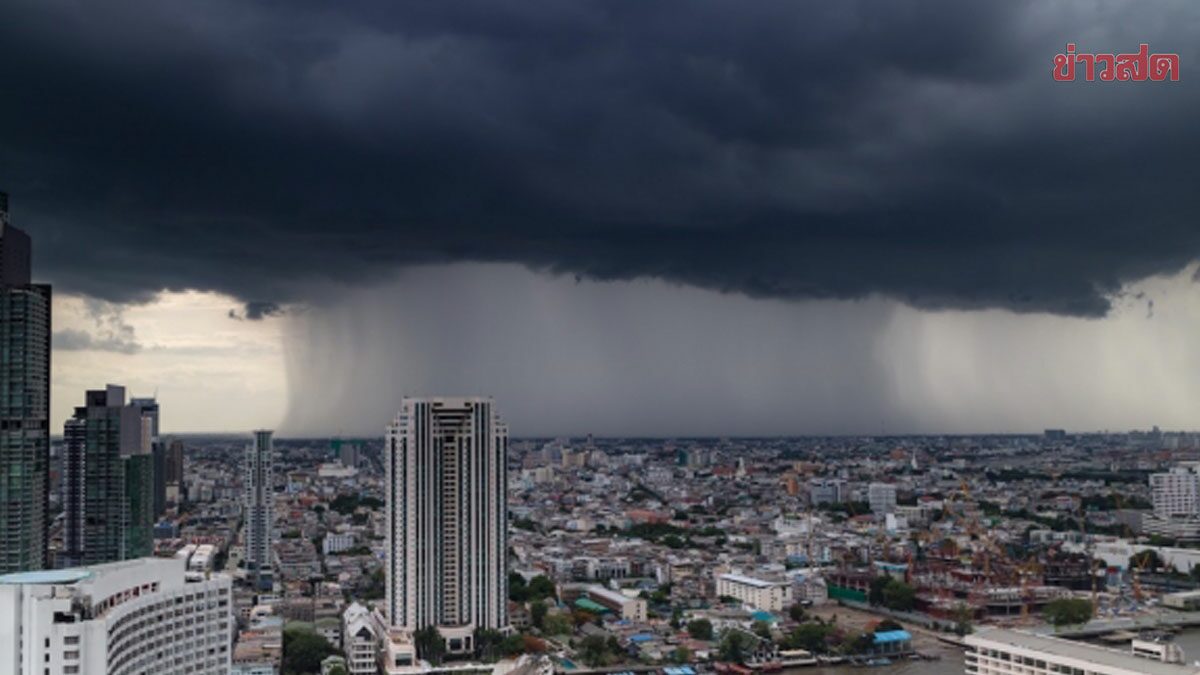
[1, 0, 1198, 318]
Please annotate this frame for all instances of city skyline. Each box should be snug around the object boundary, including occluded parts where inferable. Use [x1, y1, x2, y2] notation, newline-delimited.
[3, 2, 1200, 674]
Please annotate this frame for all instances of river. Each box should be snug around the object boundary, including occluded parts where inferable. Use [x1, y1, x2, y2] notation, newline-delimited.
[788, 628, 1200, 675]
[793, 657, 964, 675]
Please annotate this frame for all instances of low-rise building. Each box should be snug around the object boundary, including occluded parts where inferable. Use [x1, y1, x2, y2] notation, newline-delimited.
[343, 602, 381, 675]
[561, 584, 648, 622]
[715, 573, 793, 612]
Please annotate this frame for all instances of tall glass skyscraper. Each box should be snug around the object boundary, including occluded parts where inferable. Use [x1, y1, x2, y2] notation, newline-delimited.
[0, 192, 51, 573]
[130, 397, 167, 519]
[61, 385, 154, 566]
[386, 397, 509, 654]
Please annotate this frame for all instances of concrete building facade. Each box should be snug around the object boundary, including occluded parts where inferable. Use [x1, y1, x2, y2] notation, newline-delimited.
[386, 397, 509, 653]
[0, 557, 232, 675]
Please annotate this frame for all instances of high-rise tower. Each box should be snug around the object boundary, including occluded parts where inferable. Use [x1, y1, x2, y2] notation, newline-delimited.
[0, 192, 51, 573]
[243, 429, 274, 588]
[130, 397, 167, 519]
[385, 397, 509, 653]
[61, 385, 154, 566]
[165, 438, 185, 509]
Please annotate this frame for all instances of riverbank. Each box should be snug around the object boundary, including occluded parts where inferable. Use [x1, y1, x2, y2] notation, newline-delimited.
[804, 605, 963, 662]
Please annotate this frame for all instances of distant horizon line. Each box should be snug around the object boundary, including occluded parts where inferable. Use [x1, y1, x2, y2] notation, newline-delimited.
[47, 429, 1192, 441]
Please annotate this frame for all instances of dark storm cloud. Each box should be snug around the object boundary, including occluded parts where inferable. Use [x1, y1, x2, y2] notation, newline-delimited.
[229, 301, 285, 321]
[1, 0, 1198, 316]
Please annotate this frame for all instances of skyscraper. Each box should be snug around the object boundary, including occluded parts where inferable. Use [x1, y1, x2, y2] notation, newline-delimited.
[0, 192, 51, 573]
[385, 397, 509, 653]
[243, 429, 274, 588]
[61, 385, 154, 566]
[130, 397, 167, 519]
[165, 438, 185, 508]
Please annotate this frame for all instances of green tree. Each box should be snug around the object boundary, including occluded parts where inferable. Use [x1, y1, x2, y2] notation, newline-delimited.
[868, 577, 889, 606]
[509, 573, 530, 602]
[669, 609, 683, 630]
[473, 628, 506, 662]
[869, 577, 915, 611]
[531, 600, 548, 629]
[687, 618, 714, 641]
[543, 613, 572, 636]
[579, 635, 615, 667]
[282, 626, 337, 675]
[362, 568, 385, 600]
[788, 603, 806, 623]
[1129, 549, 1163, 571]
[528, 575, 556, 601]
[845, 632, 874, 655]
[751, 620, 772, 640]
[785, 623, 831, 654]
[718, 630, 757, 664]
[501, 634, 526, 658]
[414, 625, 446, 665]
[1043, 598, 1093, 627]
[951, 603, 974, 636]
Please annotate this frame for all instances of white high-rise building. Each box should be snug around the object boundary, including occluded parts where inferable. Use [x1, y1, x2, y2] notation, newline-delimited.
[0, 557, 232, 675]
[244, 429, 275, 586]
[1151, 464, 1200, 518]
[386, 397, 509, 654]
[868, 482, 898, 515]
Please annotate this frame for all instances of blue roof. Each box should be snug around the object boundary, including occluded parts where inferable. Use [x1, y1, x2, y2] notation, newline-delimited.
[0, 569, 92, 585]
[873, 630, 912, 644]
[629, 633, 655, 643]
[750, 610, 776, 622]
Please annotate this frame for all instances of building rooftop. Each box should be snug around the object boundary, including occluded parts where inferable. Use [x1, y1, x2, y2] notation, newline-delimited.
[0, 569, 92, 585]
[968, 628, 1200, 675]
[719, 573, 781, 588]
[873, 630, 911, 644]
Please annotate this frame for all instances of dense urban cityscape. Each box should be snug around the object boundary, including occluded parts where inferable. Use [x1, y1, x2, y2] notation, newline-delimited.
[6, 193, 1200, 675]
[1, 1, 1196, 673]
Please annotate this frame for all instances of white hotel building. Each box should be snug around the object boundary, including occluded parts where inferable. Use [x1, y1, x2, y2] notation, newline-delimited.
[0, 557, 232, 675]
[386, 397, 509, 654]
[965, 628, 1200, 675]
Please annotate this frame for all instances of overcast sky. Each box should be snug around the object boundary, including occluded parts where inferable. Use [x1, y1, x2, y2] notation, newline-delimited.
[5, 0, 1200, 435]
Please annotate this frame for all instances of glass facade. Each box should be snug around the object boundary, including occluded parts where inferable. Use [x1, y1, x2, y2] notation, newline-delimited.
[0, 279, 50, 572]
[62, 387, 154, 566]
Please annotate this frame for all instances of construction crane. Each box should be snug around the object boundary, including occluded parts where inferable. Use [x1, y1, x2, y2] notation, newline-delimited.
[1018, 559, 1041, 625]
[1133, 552, 1151, 603]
